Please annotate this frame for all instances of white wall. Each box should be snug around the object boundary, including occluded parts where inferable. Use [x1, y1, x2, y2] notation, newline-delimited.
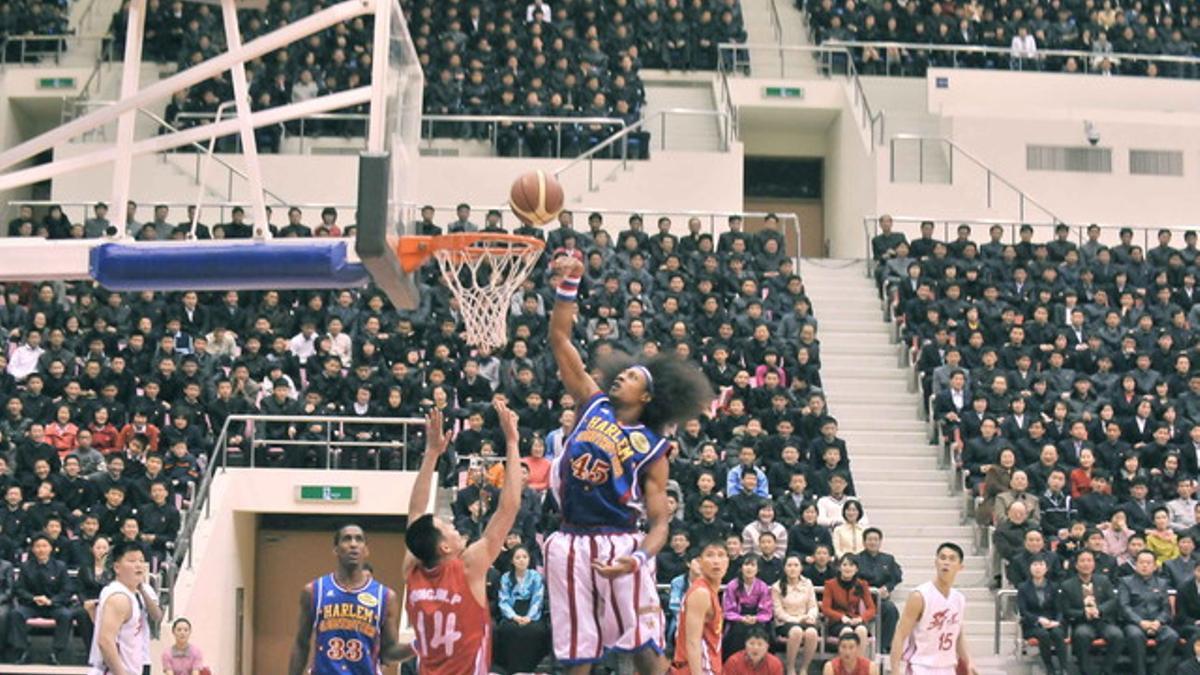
[49, 144, 744, 230]
[167, 468, 427, 675]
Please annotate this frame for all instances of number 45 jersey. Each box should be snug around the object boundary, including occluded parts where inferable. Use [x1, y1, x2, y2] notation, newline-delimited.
[550, 392, 669, 531]
[405, 556, 491, 675]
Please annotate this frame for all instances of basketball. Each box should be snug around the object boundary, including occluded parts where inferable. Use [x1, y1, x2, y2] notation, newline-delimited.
[508, 170, 564, 226]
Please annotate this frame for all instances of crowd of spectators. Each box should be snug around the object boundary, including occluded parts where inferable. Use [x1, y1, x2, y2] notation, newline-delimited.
[0, 0, 69, 64]
[106, 0, 748, 156]
[875, 216, 1200, 674]
[0, 200, 901, 670]
[808, 0, 1199, 77]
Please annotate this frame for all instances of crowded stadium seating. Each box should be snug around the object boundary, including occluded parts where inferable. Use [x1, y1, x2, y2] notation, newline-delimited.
[112, 0, 747, 156]
[807, 0, 1198, 77]
[872, 217, 1200, 673]
[1, 204, 888, 668]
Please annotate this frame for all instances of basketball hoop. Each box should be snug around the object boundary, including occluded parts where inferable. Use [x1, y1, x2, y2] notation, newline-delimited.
[396, 233, 545, 352]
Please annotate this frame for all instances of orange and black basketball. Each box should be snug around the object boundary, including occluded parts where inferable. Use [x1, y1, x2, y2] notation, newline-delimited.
[508, 170, 564, 226]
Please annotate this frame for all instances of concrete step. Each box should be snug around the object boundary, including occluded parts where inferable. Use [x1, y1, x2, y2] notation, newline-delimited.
[806, 296, 881, 310]
[866, 508, 965, 527]
[813, 307, 884, 322]
[824, 381, 914, 398]
[854, 468, 951, 482]
[820, 366, 908, 380]
[840, 430, 930, 444]
[815, 320, 890, 335]
[835, 418, 926, 432]
[820, 344, 899, 358]
[856, 479, 949, 495]
[867, 524, 975, 538]
[832, 403, 925, 418]
[828, 392, 922, 407]
[847, 455, 941, 472]
[821, 355, 899, 370]
[863, 494, 963, 510]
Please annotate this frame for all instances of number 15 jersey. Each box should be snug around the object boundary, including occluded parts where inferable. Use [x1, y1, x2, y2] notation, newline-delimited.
[405, 556, 491, 675]
[902, 581, 965, 669]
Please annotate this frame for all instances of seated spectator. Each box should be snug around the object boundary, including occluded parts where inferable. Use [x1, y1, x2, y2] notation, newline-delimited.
[1146, 506, 1181, 566]
[1166, 533, 1199, 590]
[821, 554, 876, 647]
[742, 501, 787, 559]
[816, 473, 861, 528]
[821, 632, 879, 675]
[723, 626, 784, 675]
[722, 554, 773, 661]
[832, 500, 867, 559]
[494, 546, 549, 673]
[659, 530, 692, 584]
[1017, 556, 1069, 675]
[668, 554, 701, 642]
[521, 435, 551, 492]
[11, 535, 73, 665]
[994, 470, 1041, 528]
[772, 555, 820, 675]
[1118, 550, 1178, 675]
[977, 447, 1017, 526]
[1060, 550, 1126, 675]
[72, 535, 112, 648]
[162, 617, 207, 675]
[756, 533, 784, 586]
[855, 528, 902, 654]
[727, 445, 769, 498]
[788, 503, 832, 565]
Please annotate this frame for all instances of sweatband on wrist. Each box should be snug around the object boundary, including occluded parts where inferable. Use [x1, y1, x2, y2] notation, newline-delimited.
[631, 550, 650, 571]
[556, 274, 582, 302]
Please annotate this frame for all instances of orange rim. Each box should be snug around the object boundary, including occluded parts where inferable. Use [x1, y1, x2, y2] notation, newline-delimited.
[395, 233, 545, 273]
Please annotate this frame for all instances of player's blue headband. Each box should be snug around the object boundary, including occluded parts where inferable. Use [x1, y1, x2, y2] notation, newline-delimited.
[632, 365, 654, 395]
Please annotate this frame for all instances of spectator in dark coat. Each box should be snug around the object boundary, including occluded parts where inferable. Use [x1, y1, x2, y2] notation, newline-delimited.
[1018, 556, 1069, 675]
[10, 535, 73, 664]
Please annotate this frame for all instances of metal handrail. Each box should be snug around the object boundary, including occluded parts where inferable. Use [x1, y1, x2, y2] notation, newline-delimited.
[887, 134, 1064, 224]
[717, 43, 885, 147]
[165, 413, 426, 620]
[0, 33, 112, 66]
[767, 0, 783, 45]
[553, 108, 730, 192]
[995, 588, 1018, 655]
[824, 39, 1200, 75]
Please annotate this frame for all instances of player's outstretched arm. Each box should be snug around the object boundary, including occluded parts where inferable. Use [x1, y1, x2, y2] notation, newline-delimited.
[287, 583, 316, 675]
[549, 256, 600, 402]
[407, 408, 450, 520]
[379, 587, 415, 664]
[889, 586, 925, 673]
[466, 400, 523, 569]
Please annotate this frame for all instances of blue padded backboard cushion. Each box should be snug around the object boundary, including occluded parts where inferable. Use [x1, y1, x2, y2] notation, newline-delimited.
[90, 241, 371, 291]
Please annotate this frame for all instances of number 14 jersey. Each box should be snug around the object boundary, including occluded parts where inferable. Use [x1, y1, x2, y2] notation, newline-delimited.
[903, 581, 965, 669]
[405, 556, 491, 675]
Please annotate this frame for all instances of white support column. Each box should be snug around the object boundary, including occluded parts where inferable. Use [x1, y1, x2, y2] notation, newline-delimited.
[220, 0, 270, 238]
[366, 0, 391, 153]
[109, 0, 146, 237]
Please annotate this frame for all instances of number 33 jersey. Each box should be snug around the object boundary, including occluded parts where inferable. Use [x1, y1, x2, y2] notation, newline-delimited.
[405, 556, 491, 675]
[550, 392, 669, 531]
[311, 574, 386, 674]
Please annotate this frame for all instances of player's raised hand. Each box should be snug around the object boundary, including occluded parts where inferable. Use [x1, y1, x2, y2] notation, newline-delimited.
[425, 407, 450, 456]
[495, 399, 519, 446]
[592, 557, 636, 579]
[554, 254, 584, 278]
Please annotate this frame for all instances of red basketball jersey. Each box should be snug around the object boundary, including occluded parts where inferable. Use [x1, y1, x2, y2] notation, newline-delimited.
[671, 577, 723, 675]
[405, 557, 491, 675]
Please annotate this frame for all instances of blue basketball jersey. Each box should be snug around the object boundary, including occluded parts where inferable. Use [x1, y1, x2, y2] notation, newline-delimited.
[551, 391, 668, 530]
[311, 573, 385, 675]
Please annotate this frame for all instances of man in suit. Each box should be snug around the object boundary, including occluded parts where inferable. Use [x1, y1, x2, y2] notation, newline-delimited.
[1179, 635, 1200, 675]
[1059, 550, 1126, 675]
[1177, 561, 1200, 645]
[854, 528, 902, 653]
[1166, 533, 1200, 590]
[1119, 549, 1179, 675]
[10, 535, 73, 664]
[1123, 479, 1161, 532]
[1019, 556, 1069, 675]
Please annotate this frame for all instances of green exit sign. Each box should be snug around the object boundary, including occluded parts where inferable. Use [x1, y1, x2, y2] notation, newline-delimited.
[763, 86, 804, 99]
[296, 485, 357, 503]
[37, 77, 76, 90]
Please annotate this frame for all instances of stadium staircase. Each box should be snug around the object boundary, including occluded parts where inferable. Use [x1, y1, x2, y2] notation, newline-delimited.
[801, 260, 1020, 673]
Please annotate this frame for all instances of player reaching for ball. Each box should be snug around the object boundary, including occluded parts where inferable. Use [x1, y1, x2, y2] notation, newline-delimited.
[547, 255, 714, 674]
[890, 543, 976, 675]
[403, 402, 523, 674]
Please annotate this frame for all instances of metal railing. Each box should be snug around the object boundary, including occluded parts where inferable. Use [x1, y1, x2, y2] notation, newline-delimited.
[1, 33, 113, 66]
[821, 39, 1200, 78]
[421, 113, 628, 158]
[887, 134, 1064, 224]
[553, 108, 730, 193]
[717, 43, 885, 147]
[164, 413, 426, 620]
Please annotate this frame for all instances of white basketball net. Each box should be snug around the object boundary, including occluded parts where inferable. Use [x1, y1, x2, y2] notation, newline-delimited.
[434, 236, 545, 353]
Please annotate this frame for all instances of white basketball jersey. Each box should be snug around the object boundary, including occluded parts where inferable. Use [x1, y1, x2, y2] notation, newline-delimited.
[87, 582, 149, 675]
[903, 581, 965, 668]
